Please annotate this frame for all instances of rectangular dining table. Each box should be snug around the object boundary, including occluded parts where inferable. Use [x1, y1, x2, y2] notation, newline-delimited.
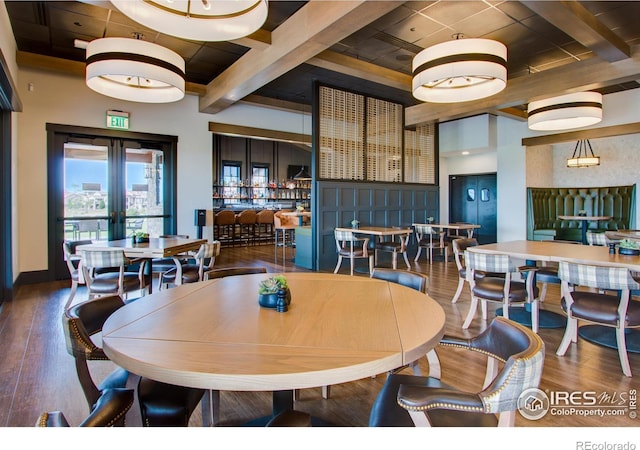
[335, 226, 413, 267]
[76, 236, 207, 292]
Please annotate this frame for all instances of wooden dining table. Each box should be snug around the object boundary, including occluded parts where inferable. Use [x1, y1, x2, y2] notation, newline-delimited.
[335, 226, 413, 267]
[468, 240, 640, 352]
[102, 272, 446, 426]
[558, 215, 612, 244]
[76, 236, 206, 292]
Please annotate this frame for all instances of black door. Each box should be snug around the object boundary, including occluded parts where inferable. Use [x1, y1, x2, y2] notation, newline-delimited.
[47, 125, 178, 280]
[449, 173, 497, 244]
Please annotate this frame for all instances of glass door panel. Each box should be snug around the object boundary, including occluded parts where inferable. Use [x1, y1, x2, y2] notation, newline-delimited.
[63, 142, 112, 240]
[124, 146, 165, 237]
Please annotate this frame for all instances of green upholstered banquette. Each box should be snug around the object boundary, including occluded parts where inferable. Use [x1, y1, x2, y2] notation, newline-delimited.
[527, 185, 636, 242]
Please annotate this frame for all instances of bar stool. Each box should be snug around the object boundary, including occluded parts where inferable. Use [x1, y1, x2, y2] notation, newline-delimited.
[235, 210, 257, 245]
[256, 209, 275, 244]
[214, 210, 236, 246]
[274, 211, 296, 252]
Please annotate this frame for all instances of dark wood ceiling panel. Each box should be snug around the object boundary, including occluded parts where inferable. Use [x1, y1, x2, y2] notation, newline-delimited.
[6, 0, 640, 114]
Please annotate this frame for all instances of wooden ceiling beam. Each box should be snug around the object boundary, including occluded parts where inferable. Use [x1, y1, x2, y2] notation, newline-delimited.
[198, 1, 401, 114]
[406, 45, 640, 127]
[520, 1, 630, 62]
[307, 50, 411, 92]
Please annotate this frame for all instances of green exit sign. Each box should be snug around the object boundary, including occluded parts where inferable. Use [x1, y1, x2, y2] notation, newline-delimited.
[106, 110, 130, 130]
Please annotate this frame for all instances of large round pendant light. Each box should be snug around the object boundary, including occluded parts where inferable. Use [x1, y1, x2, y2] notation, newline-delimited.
[86, 37, 185, 103]
[527, 92, 603, 131]
[412, 37, 507, 103]
[109, 0, 268, 42]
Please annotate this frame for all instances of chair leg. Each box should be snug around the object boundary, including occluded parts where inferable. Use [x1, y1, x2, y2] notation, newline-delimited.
[321, 385, 331, 399]
[426, 349, 440, 379]
[414, 247, 422, 262]
[350, 256, 354, 276]
[616, 326, 632, 377]
[530, 300, 539, 333]
[391, 253, 397, 270]
[64, 281, 79, 310]
[369, 255, 374, 275]
[462, 297, 478, 329]
[334, 256, 342, 274]
[402, 252, 410, 269]
[556, 317, 577, 356]
[451, 278, 464, 303]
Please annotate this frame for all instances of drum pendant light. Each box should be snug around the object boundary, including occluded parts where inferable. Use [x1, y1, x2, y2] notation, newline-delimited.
[566, 139, 600, 168]
[109, 0, 268, 42]
[527, 92, 603, 131]
[412, 36, 507, 103]
[86, 37, 185, 103]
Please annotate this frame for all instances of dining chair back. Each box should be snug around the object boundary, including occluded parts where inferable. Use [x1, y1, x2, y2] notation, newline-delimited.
[414, 224, 447, 264]
[62, 239, 93, 309]
[556, 261, 640, 377]
[159, 241, 221, 289]
[369, 317, 545, 427]
[370, 268, 429, 294]
[80, 248, 150, 300]
[450, 238, 478, 303]
[36, 388, 134, 427]
[63, 295, 205, 426]
[586, 230, 608, 246]
[463, 251, 540, 332]
[374, 228, 411, 270]
[333, 229, 374, 276]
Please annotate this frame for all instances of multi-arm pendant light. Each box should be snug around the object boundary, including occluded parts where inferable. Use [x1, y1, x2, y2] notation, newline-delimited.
[109, 0, 269, 42]
[412, 35, 507, 103]
[85, 36, 185, 103]
[527, 92, 603, 131]
[566, 139, 600, 168]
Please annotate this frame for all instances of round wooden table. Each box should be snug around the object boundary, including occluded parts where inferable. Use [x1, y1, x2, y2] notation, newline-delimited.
[102, 272, 446, 424]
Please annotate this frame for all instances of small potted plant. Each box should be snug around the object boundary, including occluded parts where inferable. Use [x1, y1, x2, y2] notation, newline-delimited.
[427, 216, 434, 224]
[351, 219, 360, 229]
[258, 275, 291, 308]
[296, 205, 305, 212]
[618, 239, 640, 256]
[578, 210, 587, 217]
[133, 231, 150, 243]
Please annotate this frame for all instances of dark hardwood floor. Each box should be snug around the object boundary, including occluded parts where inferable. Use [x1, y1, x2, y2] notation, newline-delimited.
[0, 243, 638, 429]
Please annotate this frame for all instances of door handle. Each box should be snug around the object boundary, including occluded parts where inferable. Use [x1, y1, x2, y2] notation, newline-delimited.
[110, 211, 117, 224]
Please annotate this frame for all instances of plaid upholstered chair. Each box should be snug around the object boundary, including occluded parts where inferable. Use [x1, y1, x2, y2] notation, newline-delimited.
[586, 231, 609, 246]
[369, 317, 545, 427]
[462, 250, 540, 332]
[62, 239, 93, 309]
[556, 261, 640, 377]
[414, 224, 447, 264]
[80, 248, 150, 301]
[374, 228, 411, 270]
[159, 241, 221, 290]
[333, 229, 374, 276]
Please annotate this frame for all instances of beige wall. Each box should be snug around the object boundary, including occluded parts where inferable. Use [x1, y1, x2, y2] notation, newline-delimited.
[14, 66, 309, 274]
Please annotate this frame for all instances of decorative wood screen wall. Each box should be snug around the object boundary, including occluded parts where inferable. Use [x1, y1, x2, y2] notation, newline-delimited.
[318, 84, 436, 184]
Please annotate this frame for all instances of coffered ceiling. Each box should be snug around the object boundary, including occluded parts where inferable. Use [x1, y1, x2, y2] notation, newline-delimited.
[6, 1, 640, 125]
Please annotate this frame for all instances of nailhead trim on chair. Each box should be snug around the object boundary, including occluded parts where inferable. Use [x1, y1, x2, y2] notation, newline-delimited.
[438, 342, 506, 363]
[397, 399, 484, 413]
[68, 319, 109, 360]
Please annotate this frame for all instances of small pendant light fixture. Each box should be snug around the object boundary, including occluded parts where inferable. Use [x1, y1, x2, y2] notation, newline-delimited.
[527, 92, 603, 131]
[109, 0, 268, 42]
[86, 35, 185, 103]
[567, 139, 600, 168]
[412, 34, 507, 103]
[293, 166, 311, 180]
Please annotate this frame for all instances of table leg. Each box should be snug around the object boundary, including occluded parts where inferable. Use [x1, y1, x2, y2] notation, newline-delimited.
[581, 220, 588, 245]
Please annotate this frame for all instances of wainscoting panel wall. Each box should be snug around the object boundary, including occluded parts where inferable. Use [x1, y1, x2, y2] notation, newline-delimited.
[316, 181, 439, 271]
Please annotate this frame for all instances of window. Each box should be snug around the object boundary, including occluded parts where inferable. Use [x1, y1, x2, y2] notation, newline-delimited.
[222, 162, 241, 204]
[252, 164, 269, 204]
